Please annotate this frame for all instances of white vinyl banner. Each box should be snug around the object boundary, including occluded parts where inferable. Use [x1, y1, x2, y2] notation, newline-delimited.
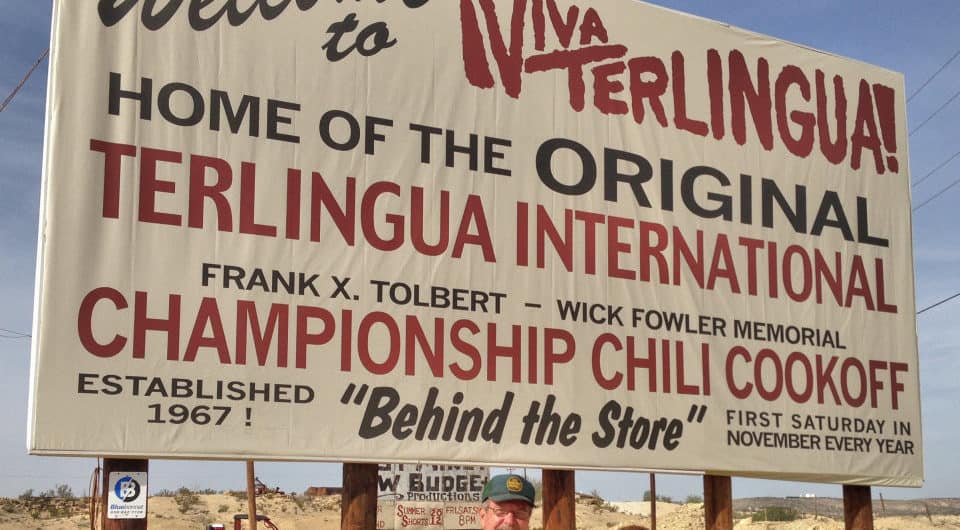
[31, 0, 921, 487]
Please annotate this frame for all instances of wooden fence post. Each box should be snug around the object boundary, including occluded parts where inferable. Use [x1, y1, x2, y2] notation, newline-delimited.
[101, 458, 148, 530]
[246, 461, 258, 530]
[843, 485, 874, 530]
[703, 474, 732, 530]
[341, 463, 378, 530]
[649, 473, 657, 530]
[541, 469, 575, 530]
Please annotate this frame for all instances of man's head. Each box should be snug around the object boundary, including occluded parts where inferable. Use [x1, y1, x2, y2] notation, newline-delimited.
[480, 474, 535, 530]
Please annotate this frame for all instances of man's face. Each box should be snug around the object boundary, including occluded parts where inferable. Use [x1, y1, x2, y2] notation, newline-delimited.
[480, 499, 532, 530]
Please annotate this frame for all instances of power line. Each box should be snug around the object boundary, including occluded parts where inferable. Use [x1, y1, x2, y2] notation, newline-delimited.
[0, 327, 31, 339]
[0, 47, 49, 114]
[907, 48, 960, 103]
[917, 291, 960, 315]
[912, 172, 960, 211]
[912, 147, 960, 188]
[908, 84, 960, 136]
[903, 51, 960, 316]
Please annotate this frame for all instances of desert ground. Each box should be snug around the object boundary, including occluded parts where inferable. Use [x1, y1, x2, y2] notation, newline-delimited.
[1, 492, 959, 529]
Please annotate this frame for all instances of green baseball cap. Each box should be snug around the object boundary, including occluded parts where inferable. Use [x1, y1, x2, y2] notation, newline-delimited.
[482, 474, 536, 506]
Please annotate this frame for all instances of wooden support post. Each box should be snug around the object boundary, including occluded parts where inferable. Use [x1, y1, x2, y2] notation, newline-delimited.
[101, 458, 148, 530]
[703, 475, 732, 530]
[649, 473, 657, 530]
[341, 463, 378, 530]
[541, 469, 575, 530]
[246, 461, 258, 530]
[843, 485, 874, 530]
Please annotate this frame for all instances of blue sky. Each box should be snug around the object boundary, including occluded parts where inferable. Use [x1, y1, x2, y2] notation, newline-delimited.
[1, 0, 958, 501]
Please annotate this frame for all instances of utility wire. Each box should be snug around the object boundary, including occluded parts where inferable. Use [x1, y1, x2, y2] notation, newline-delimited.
[908, 84, 960, 136]
[912, 172, 960, 211]
[0, 47, 49, 114]
[908, 49, 960, 103]
[908, 51, 960, 315]
[0, 327, 31, 339]
[907, 51, 960, 185]
[912, 147, 960, 188]
[917, 291, 960, 315]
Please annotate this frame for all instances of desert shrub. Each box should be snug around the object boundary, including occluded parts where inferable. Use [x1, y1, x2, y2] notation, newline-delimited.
[48, 504, 69, 518]
[30, 484, 75, 500]
[291, 495, 308, 511]
[641, 490, 674, 503]
[685, 494, 703, 503]
[752, 506, 799, 522]
[55, 484, 75, 499]
[174, 487, 201, 514]
[218, 504, 230, 513]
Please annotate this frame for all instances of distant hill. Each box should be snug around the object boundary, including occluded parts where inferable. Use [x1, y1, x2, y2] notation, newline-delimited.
[734, 496, 960, 519]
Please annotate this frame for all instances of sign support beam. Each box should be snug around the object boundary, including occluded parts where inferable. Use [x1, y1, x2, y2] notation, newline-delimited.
[102, 458, 148, 530]
[703, 474, 732, 530]
[542, 469, 575, 530]
[843, 485, 874, 530]
[341, 462, 378, 530]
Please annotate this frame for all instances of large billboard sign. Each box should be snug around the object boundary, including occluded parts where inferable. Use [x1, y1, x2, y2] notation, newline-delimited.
[31, 0, 921, 486]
